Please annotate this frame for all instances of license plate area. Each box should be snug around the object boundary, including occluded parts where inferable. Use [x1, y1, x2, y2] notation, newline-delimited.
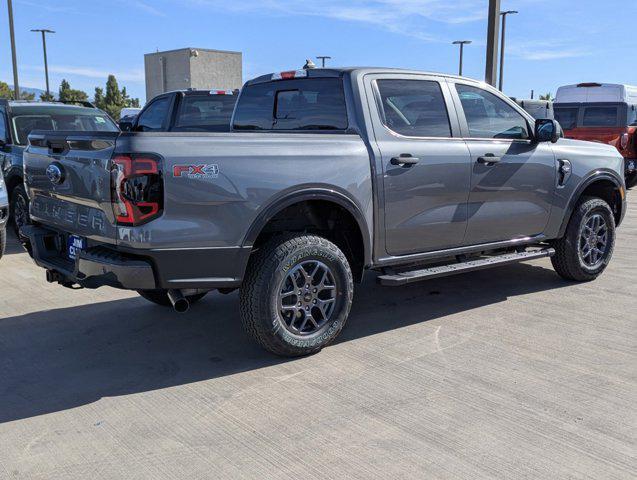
[67, 235, 86, 260]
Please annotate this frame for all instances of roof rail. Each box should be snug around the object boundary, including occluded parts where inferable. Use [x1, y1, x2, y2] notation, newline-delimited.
[58, 100, 96, 108]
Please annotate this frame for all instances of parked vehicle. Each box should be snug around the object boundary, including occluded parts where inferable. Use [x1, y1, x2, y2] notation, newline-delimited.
[21, 68, 627, 357]
[0, 174, 7, 259]
[555, 83, 637, 188]
[0, 100, 119, 235]
[118, 89, 239, 133]
[513, 98, 554, 120]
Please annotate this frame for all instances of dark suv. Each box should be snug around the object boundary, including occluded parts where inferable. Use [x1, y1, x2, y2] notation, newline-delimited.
[0, 100, 119, 234]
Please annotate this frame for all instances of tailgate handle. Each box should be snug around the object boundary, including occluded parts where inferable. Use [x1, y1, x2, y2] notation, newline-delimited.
[46, 139, 68, 154]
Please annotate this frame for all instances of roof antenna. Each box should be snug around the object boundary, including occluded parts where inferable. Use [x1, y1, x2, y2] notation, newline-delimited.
[303, 59, 316, 70]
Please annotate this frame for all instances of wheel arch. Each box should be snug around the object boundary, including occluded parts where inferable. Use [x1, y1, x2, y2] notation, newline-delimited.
[558, 171, 625, 237]
[242, 188, 372, 281]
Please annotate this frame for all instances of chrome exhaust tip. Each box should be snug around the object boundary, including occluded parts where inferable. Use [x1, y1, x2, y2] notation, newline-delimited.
[167, 289, 190, 313]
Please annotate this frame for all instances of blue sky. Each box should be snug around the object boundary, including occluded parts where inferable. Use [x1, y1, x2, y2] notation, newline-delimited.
[1, 0, 635, 102]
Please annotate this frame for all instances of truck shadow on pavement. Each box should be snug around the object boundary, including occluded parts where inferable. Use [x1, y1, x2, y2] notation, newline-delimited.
[0, 262, 571, 423]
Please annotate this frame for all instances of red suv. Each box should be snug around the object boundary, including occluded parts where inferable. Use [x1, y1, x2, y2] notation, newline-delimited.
[555, 83, 637, 188]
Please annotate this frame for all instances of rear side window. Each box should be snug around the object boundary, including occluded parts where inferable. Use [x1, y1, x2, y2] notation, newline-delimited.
[233, 78, 348, 131]
[0, 110, 7, 142]
[582, 106, 619, 127]
[173, 94, 237, 132]
[455, 84, 529, 140]
[136, 96, 170, 132]
[376, 79, 451, 138]
[554, 107, 579, 130]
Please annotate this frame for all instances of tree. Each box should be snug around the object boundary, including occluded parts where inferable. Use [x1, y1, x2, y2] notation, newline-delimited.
[0, 81, 35, 100]
[58, 79, 88, 103]
[40, 91, 55, 102]
[93, 87, 105, 110]
[539, 92, 553, 101]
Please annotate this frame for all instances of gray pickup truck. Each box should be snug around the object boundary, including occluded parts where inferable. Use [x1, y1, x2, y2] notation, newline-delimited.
[22, 68, 627, 356]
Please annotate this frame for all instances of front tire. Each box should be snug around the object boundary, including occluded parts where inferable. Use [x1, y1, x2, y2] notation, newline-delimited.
[0, 228, 5, 260]
[10, 184, 30, 237]
[551, 197, 616, 282]
[240, 234, 354, 357]
[137, 290, 208, 307]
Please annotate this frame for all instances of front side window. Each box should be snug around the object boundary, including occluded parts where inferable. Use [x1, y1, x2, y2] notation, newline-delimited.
[376, 79, 451, 138]
[554, 107, 579, 130]
[456, 84, 529, 140]
[233, 78, 348, 131]
[0, 110, 7, 142]
[136, 96, 170, 132]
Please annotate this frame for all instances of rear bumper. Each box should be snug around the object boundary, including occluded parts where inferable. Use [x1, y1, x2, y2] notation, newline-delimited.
[21, 224, 250, 290]
[22, 224, 156, 289]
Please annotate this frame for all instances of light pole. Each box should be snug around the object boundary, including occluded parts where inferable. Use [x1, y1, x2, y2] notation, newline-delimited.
[7, 0, 20, 99]
[485, 0, 501, 86]
[452, 40, 472, 76]
[498, 10, 518, 91]
[316, 56, 332, 68]
[31, 29, 55, 99]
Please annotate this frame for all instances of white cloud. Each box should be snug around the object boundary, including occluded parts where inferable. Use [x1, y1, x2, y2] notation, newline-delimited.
[507, 41, 590, 61]
[185, 0, 486, 42]
[23, 65, 145, 82]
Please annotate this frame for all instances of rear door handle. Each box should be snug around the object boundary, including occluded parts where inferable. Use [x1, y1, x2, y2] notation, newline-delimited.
[391, 154, 420, 167]
[477, 153, 501, 165]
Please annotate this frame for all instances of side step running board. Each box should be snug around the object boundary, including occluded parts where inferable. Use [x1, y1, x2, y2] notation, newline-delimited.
[377, 248, 555, 286]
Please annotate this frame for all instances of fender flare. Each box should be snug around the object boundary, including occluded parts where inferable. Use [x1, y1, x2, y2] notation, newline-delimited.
[242, 188, 372, 267]
[558, 170, 625, 237]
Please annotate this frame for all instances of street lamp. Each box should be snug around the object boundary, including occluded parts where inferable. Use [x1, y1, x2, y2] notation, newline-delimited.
[31, 29, 55, 99]
[452, 40, 472, 76]
[498, 10, 518, 91]
[7, 0, 20, 100]
[316, 56, 332, 68]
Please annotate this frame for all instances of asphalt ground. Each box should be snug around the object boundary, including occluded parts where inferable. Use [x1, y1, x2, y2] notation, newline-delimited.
[0, 193, 635, 479]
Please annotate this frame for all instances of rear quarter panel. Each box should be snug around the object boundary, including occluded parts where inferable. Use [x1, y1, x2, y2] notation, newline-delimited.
[114, 132, 373, 250]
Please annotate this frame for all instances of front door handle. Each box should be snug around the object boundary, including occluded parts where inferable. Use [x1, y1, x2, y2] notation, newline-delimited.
[477, 153, 501, 165]
[391, 154, 420, 167]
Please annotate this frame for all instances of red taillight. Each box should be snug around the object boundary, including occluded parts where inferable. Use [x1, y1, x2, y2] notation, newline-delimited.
[111, 154, 163, 226]
[620, 133, 629, 150]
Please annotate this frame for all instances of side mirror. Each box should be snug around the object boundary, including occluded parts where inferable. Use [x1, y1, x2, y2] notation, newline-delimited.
[118, 120, 133, 132]
[535, 118, 562, 143]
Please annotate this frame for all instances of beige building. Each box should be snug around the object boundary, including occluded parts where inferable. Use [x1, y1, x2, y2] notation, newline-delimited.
[144, 47, 242, 102]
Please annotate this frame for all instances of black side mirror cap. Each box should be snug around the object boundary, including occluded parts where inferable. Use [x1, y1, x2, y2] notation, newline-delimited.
[118, 121, 133, 132]
[535, 118, 562, 143]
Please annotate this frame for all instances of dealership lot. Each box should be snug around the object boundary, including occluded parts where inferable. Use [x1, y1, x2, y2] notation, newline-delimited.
[0, 194, 634, 479]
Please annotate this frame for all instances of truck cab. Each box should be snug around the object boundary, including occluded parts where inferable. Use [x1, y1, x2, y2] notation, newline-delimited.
[119, 89, 239, 133]
[554, 83, 637, 187]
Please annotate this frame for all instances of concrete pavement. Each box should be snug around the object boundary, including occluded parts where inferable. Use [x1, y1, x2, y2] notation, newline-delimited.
[0, 194, 635, 479]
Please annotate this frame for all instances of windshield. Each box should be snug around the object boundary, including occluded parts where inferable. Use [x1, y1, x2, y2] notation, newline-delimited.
[173, 94, 237, 132]
[11, 108, 118, 145]
[582, 106, 619, 127]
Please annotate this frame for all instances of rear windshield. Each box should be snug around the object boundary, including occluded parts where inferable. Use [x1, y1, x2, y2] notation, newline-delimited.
[11, 108, 118, 145]
[233, 78, 348, 131]
[173, 94, 237, 132]
[582, 106, 619, 127]
[554, 107, 579, 130]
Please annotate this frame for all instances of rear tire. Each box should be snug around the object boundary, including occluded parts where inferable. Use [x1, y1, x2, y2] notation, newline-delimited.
[240, 234, 353, 357]
[0, 228, 5, 260]
[551, 197, 615, 282]
[137, 290, 208, 307]
[626, 173, 637, 189]
[10, 184, 30, 237]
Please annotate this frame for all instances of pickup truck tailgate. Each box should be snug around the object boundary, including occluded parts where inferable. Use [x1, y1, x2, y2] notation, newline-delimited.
[24, 131, 119, 244]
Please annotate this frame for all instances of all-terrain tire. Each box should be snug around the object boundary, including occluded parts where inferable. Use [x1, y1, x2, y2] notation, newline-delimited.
[625, 173, 637, 190]
[10, 184, 30, 237]
[137, 290, 208, 307]
[239, 234, 354, 357]
[551, 197, 616, 282]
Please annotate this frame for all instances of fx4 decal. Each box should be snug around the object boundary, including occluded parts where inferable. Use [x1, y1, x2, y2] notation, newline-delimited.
[173, 164, 220, 179]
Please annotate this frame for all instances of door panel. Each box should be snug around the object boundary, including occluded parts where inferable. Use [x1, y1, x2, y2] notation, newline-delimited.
[450, 81, 556, 244]
[464, 141, 556, 244]
[365, 75, 472, 256]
